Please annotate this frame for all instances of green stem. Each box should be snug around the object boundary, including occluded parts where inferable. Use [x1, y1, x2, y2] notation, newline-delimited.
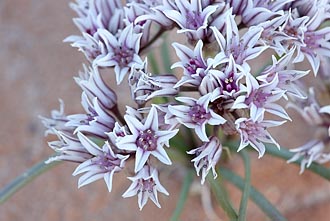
[265, 144, 330, 180]
[208, 175, 238, 220]
[0, 157, 61, 204]
[170, 169, 194, 221]
[148, 51, 160, 74]
[160, 35, 173, 74]
[220, 167, 287, 221]
[225, 141, 330, 181]
[238, 150, 251, 221]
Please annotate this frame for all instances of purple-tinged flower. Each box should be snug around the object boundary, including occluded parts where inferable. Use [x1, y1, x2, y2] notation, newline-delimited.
[122, 165, 169, 210]
[128, 59, 178, 105]
[276, 11, 309, 55]
[207, 2, 229, 38]
[46, 130, 92, 164]
[72, 132, 128, 192]
[187, 136, 222, 184]
[94, 24, 143, 84]
[65, 0, 125, 62]
[288, 140, 330, 174]
[163, 0, 218, 42]
[241, 0, 292, 26]
[225, 0, 249, 16]
[257, 48, 309, 99]
[211, 12, 268, 68]
[123, 1, 154, 46]
[135, 0, 178, 29]
[74, 65, 117, 110]
[233, 72, 289, 121]
[300, 24, 330, 75]
[69, 0, 124, 36]
[207, 55, 244, 96]
[286, 88, 323, 126]
[67, 94, 115, 139]
[107, 122, 129, 146]
[235, 116, 285, 158]
[168, 94, 226, 142]
[65, 31, 106, 63]
[172, 40, 210, 87]
[287, 92, 330, 172]
[39, 99, 74, 136]
[253, 0, 293, 12]
[116, 106, 179, 172]
[257, 13, 289, 53]
[292, 0, 330, 26]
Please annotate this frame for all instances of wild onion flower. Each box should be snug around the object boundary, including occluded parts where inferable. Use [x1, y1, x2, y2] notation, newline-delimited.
[94, 25, 143, 84]
[163, 0, 218, 42]
[116, 106, 179, 172]
[287, 89, 330, 172]
[168, 94, 226, 142]
[122, 165, 169, 210]
[37, 0, 330, 213]
[187, 136, 222, 184]
[73, 132, 128, 191]
[235, 116, 285, 158]
[211, 12, 268, 69]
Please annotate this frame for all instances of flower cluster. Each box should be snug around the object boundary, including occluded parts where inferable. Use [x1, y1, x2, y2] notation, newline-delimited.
[41, 0, 330, 210]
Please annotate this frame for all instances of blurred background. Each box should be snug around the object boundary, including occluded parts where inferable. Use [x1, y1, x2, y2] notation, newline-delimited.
[1, 1, 330, 220]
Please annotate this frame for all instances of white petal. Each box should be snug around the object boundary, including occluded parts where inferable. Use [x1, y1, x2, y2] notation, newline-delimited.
[152, 147, 172, 165]
[135, 149, 150, 172]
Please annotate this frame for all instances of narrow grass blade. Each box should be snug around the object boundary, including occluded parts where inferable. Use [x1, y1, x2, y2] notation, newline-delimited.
[208, 175, 238, 220]
[220, 167, 287, 221]
[0, 157, 61, 204]
[238, 150, 251, 221]
[170, 169, 194, 221]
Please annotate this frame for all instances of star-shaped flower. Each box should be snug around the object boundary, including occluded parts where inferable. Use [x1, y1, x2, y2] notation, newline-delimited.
[164, 0, 218, 41]
[117, 106, 179, 172]
[172, 40, 210, 87]
[122, 165, 169, 210]
[72, 132, 129, 192]
[168, 93, 226, 142]
[94, 24, 143, 84]
[235, 116, 285, 158]
[211, 12, 268, 68]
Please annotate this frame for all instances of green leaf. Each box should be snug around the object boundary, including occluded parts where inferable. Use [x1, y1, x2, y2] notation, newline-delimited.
[238, 150, 251, 221]
[170, 169, 194, 221]
[265, 144, 330, 180]
[0, 156, 61, 204]
[220, 167, 287, 221]
[225, 141, 330, 181]
[208, 175, 238, 220]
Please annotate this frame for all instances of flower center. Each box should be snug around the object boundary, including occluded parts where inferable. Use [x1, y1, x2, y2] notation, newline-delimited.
[185, 58, 205, 75]
[186, 11, 204, 30]
[246, 90, 270, 108]
[138, 178, 156, 193]
[188, 105, 209, 124]
[114, 46, 134, 67]
[95, 153, 120, 171]
[136, 129, 158, 151]
[221, 72, 238, 93]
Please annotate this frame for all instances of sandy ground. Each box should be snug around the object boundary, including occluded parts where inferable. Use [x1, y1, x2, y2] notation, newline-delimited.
[1, 1, 330, 221]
